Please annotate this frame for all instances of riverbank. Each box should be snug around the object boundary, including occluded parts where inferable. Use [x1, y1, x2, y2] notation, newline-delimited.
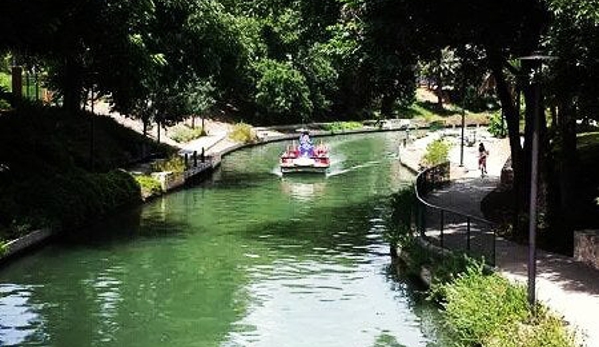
[0, 116, 438, 263]
[398, 128, 599, 346]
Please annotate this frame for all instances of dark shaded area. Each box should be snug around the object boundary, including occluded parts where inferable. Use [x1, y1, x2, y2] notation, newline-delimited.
[0, 104, 173, 237]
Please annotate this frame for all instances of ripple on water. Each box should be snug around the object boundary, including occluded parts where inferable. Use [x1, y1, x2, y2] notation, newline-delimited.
[0, 284, 45, 347]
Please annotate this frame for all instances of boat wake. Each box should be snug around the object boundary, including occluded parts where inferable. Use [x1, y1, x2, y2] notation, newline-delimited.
[326, 160, 381, 177]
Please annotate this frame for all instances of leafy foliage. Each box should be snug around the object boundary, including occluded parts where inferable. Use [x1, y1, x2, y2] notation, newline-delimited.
[440, 264, 530, 345]
[384, 185, 416, 246]
[151, 156, 186, 173]
[487, 111, 507, 138]
[134, 174, 163, 199]
[422, 139, 451, 167]
[321, 121, 363, 132]
[254, 59, 313, 124]
[170, 124, 206, 143]
[229, 122, 257, 143]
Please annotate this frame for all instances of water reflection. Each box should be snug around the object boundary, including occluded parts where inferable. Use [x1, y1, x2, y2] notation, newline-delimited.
[0, 131, 444, 347]
[0, 284, 45, 346]
[280, 177, 328, 202]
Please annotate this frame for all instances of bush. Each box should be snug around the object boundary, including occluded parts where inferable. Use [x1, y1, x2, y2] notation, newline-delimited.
[440, 264, 531, 345]
[134, 174, 163, 198]
[422, 139, 451, 167]
[322, 121, 363, 132]
[229, 122, 257, 143]
[487, 111, 507, 138]
[486, 311, 578, 347]
[384, 185, 416, 246]
[152, 156, 186, 173]
[170, 124, 206, 143]
[0, 170, 141, 234]
[435, 263, 577, 347]
[429, 120, 445, 132]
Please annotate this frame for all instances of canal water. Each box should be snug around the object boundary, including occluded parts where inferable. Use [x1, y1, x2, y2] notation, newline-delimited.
[0, 131, 447, 347]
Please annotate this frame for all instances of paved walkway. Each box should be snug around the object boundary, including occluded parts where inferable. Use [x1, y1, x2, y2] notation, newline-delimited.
[403, 129, 599, 347]
[178, 131, 228, 156]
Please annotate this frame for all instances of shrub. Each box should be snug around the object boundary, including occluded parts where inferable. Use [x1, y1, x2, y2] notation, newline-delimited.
[440, 264, 530, 345]
[384, 185, 416, 246]
[422, 139, 451, 167]
[488, 111, 507, 138]
[134, 174, 163, 198]
[152, 156, 186, 173]
[170, 124, 205, 143]
[323, 121, 363, 132]
[229, 122, 257, 143]
[0, 170, 141, 234]
[429, 120, 445, 132]
[486, 311, 578, 347]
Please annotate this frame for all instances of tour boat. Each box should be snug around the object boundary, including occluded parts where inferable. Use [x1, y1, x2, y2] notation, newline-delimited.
[280, 141, 330, 174]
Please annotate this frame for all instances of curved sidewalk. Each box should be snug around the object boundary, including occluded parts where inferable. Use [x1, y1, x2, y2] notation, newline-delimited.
[405, 130, 599, 347]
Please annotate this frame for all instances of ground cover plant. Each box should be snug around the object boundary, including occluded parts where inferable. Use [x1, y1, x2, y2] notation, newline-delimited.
[0, 104, 170, 240]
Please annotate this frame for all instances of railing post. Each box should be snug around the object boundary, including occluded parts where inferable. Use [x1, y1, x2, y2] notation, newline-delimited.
[466, 217, 471, 254]
[492, 228, 497, 266]
[440, 210, 444, 248]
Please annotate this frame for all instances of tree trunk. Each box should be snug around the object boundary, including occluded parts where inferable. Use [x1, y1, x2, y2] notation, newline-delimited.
[555, 99, 578, 230]
[62, 57, 82, 114]
[489, 53, 529, 236]
[157, 120, 161, 143]
[381, 94, 395, 118]
[489, 54, 523, 188]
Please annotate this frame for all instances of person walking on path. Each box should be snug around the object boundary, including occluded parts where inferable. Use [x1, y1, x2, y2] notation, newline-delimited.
[478, 142, 489, 176]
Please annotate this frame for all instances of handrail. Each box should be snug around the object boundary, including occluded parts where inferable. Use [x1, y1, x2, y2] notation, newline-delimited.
[414, 161, 497, 265]
[414, 163, 493, 225]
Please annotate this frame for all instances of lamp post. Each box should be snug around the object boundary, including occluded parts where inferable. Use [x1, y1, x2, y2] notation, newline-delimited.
[460, 101, 465, 167]
[518, 52, 555, 308]
[460, 69, 467, 167]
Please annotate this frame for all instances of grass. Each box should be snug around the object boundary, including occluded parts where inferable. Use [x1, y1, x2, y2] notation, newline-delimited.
[398, 101, 494, 128]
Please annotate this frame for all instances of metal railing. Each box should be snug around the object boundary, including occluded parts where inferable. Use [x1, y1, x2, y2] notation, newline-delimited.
[415, 162, 497, 266]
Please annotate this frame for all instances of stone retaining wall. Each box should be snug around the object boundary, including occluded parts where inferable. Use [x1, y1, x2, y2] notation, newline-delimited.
[574, 230, 599, 270]
[1, 228, 53, 262]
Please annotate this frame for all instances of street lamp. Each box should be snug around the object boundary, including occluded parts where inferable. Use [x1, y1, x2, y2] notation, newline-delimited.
[518, 52, 556, 308]
[459, 61, 468, 167]
[460, 98, 465, 167]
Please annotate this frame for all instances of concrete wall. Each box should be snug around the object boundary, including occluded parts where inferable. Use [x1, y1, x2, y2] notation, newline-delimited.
[1, 228, 53, 262]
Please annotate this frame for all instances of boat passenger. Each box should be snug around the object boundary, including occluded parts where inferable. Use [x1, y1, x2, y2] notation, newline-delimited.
[299, 131, 314, 157]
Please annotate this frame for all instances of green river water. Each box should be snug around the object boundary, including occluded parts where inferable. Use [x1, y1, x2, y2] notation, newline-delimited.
[0, 131, 447, 347]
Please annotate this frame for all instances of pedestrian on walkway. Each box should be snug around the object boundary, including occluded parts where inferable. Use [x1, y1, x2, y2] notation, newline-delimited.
[478, 142, 489, 176]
